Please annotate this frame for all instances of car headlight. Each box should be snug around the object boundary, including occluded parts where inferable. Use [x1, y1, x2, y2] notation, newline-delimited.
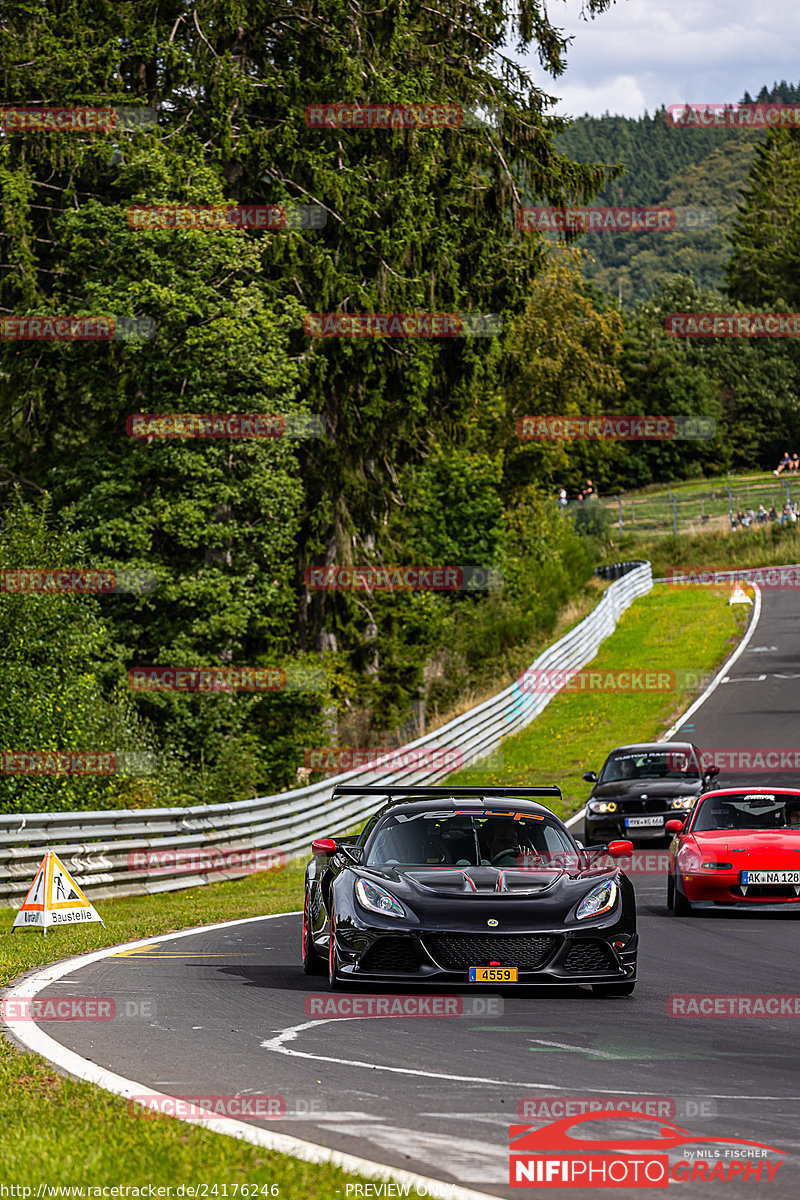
[355, 878, 406, 919]
[576, 879, 618, 920]
[669, 798, 696, 810]
[588, 801, 617, 814]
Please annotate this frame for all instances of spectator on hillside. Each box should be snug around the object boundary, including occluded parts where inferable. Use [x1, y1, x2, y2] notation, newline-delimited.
[769, 503, 778, 521]
[576, 492, 585, 505]
[745, 507, 756, 525]
[757, 504, 768, 524]
[558, 488, 568, 508]
[792, 454, 800, 472]
[779, 503, 791, 525]
[585, 479, 597, 500]
[736, 508, 746, 528]
[775, 451, 792, 475]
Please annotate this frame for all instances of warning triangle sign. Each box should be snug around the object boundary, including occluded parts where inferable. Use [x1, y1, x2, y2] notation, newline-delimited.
[12, 851, 105, 937]
[729, 582, 753, 606]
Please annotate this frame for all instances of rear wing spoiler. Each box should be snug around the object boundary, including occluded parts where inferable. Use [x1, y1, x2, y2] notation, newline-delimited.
[330, 784, 563, 800]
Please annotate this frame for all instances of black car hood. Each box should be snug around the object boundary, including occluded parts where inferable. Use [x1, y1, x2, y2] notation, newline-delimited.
[592, 778, 701, 800]
[357, 863, 612, 898]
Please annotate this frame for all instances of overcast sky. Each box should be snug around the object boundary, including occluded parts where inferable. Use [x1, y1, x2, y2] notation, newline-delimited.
[513, 0, 800, 119]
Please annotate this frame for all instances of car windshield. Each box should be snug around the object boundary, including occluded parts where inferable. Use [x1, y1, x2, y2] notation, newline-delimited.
[693, 794, 800, 831]
[364, 811, 575, 868]
[600, 749, 699, 783]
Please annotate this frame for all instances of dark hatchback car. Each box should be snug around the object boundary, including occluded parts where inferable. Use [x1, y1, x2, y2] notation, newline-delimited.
[303, 785, 638, 995]
[583, 742, 720, 846]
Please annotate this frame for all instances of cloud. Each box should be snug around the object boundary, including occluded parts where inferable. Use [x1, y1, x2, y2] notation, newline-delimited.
[511, 0, 800, 118]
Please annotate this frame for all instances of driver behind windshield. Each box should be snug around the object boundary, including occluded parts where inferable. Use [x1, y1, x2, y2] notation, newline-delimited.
[786, 803, 800, 827]
[481, 819, 527, 866]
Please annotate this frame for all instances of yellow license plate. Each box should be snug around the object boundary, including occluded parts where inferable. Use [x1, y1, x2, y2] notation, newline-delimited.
[468, 966, 518, 983]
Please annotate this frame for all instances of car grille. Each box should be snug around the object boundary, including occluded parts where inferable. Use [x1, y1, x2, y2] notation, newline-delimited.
[612, 797, 682, 814]
[423, 934, 558, 971]
[360, 938, 423, 972]
[731, 885, 800, 900]
[563, 940, 617, 974]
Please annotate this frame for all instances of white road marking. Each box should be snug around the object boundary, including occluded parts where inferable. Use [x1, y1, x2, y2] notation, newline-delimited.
[2, 916, 498, 1200]
[663, 585, 763, 739]
[316, 1122, 507, 1183]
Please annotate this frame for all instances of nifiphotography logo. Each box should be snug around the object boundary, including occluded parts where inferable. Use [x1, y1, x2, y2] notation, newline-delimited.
[509, 1111, 784, 1187]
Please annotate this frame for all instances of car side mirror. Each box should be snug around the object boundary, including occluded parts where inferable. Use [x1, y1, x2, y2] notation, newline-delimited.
[606, 840, 633, 857]
[583, 771, 598, 783]
[340, 844, 364, 864]
[665, 819, 685, 835]
[311, 838, 337, 855]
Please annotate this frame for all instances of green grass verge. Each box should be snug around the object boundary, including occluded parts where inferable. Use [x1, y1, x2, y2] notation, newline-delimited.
[448, 582, 749, 815]
[617, 521, 800, 579]
[0, 864, 381, 1195]
[599, 470, 800, 540]
[0, 579, 751, 1193]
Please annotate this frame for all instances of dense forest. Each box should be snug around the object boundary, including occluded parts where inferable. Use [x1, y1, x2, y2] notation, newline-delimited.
[1, 5, 799, 812]
[555, 80, 800, 303]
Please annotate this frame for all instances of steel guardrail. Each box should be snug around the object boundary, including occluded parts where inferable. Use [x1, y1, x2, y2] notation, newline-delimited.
[0, 561, 653, 904]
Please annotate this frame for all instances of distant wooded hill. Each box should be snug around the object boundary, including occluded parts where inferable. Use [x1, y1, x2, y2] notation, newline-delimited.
[554, 80, 800, 305]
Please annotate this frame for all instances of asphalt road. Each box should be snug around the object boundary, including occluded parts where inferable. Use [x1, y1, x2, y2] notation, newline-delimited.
[18, 587, 800, 1198]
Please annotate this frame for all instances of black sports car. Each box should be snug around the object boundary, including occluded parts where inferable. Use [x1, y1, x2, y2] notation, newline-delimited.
[582, 742, 720, 846]
[302, 786, 638, 995]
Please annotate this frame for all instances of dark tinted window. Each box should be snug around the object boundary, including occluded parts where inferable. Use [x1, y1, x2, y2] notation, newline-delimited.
[364, 811, 573, 867]
[693, 794, 800, 831]
[601, 749, 699, 783]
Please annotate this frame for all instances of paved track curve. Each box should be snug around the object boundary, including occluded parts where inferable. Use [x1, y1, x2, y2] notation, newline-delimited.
[10, 587, 800, 1198]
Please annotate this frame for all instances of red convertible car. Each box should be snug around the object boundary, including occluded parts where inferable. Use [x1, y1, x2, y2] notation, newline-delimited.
[667, 787, 800, 914]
